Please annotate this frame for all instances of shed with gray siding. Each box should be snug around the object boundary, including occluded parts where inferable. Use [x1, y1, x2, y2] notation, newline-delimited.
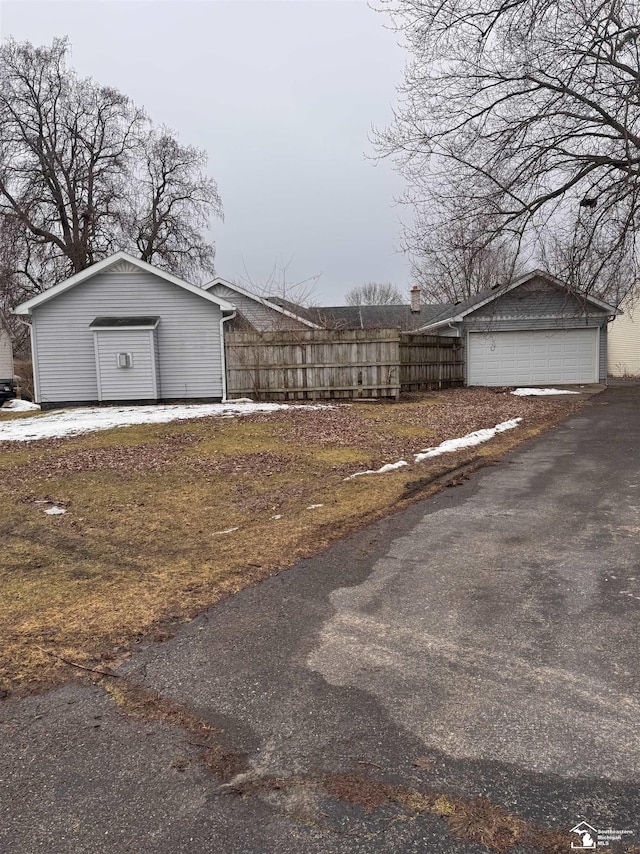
[13, 253, 236, 408]
[417, 271, 617, 386]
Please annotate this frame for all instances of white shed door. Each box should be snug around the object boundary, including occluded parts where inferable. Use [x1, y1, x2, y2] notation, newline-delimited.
[94, 330, 158, 401]
[467, 329, 598, 386]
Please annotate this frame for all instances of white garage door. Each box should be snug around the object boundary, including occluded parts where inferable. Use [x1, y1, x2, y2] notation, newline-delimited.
[467, 328, 598, 386]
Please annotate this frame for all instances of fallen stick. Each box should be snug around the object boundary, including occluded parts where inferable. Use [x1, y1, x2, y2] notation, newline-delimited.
[35, 645, 120, 678]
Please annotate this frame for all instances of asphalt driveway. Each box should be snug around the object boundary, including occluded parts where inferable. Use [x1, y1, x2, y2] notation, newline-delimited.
[1, 385, 639, 853]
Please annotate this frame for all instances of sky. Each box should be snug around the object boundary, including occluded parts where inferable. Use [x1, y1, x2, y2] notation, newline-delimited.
[0, 0, 411, 305]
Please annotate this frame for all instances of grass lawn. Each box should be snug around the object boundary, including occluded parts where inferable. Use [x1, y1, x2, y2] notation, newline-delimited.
[0, 388, 584, 696]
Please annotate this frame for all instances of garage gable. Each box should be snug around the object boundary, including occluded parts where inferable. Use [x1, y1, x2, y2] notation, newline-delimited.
[464, 275, 610, 323]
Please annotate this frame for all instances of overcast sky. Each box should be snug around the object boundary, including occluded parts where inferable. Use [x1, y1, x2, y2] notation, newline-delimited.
[0, 1, 411, 304]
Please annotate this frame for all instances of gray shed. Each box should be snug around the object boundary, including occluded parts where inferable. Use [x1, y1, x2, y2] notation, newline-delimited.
[13, 253, 236, 408]
[416, 271, 618, 386]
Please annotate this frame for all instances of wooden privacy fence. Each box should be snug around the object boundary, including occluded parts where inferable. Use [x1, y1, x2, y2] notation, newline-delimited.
[225, 329, 464, 401]
[400, 333, 464, 391]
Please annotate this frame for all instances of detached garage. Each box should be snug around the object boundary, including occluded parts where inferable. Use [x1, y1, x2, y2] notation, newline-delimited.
[417, 271, 616, 386]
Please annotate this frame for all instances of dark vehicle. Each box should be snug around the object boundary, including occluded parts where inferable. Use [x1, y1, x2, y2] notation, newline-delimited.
[0, 376, 16, 403]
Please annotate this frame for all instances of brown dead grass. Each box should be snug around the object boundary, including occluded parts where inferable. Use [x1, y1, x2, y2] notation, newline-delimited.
[0, 388, 584, 695]
[236, 772, 572, 854]
[102, 680, 245, 780]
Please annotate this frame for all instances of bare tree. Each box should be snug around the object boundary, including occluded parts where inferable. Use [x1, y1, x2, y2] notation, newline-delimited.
[345, 282, 406, 305]
[0, 37, 223, 313]
[376, 0, 640, 301]
[237, 254, 322, 308]
[540, 214, 636, 307]
[407, 197, 521, 302]
[0, 39, 144, 288]
[129, 130, 222, 281]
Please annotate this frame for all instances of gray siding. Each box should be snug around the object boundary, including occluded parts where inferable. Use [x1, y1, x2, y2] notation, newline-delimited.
[208, 284, 307, 331]
[0, 324, 13, 380]
[95, 330, 157, 400]
[599, 324, 607, 382]
[32, 269, 224, 404]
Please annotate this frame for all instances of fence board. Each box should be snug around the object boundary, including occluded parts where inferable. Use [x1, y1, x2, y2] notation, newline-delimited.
[225, 329, 464, 400]
[399, 334, 464, 390]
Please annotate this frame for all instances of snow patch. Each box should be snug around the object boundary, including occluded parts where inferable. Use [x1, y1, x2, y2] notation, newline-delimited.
[414, 418, 522, 462]
[212, 527, 239, 535]
[2, 399, 40, 412]
[345, 460, 408, 480]
[271, 514, 283, 520]
[0, 402, 330, 443]
[44, 506, 66, 515]
[306, 504, 324, 510]
[511, 388, 580, 396]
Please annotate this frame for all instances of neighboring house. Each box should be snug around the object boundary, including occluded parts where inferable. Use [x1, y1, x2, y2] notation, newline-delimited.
[0, 316, 14, 380]
[416, 270, 617, 386]
[607, 295, 640, 377]
[13, 252, 236, 409]
[203, 278, 321, 331]
[0, 316, 15, 401]
[204, 279, 449, 332]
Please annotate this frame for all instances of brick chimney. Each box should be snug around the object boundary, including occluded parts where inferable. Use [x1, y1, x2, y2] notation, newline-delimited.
[410, 285, 421, 313]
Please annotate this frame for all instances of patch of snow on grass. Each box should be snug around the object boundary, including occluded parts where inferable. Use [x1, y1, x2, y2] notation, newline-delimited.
[212, 527, 239, 535]
[345, 460, 408, 480]
[414, 418, 522, 463]
[271, 514, 283, 520]
[0, 402, 330, 443]
[1, 399, 40, 412]
[44, 506, 66, 515]
[306, 504, 324, 510]
[511, 388, 580, 396]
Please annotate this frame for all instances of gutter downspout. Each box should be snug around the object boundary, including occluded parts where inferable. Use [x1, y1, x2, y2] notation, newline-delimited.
[219, 309, 236, 402]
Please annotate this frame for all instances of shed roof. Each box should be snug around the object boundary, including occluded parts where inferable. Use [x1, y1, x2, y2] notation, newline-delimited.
[90, 316, 160, 329]
[13, 252, 236, 316]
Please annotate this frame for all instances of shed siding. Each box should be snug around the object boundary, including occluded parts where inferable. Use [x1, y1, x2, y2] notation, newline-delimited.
[31, 270, 223, 404]
[0, 325, 13, 379]
[208, 284, 307, 331]
[608, 300, 640, 376]
[95, 330, 157, 400]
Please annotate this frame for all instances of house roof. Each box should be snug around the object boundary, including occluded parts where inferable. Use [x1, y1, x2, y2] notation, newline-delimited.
[12, 252, 236, 316]
[305, 303, 450, 331]
[263, 296, 325, 326]
[416, 269, 618, 332]
[203, 278, 321, 329]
